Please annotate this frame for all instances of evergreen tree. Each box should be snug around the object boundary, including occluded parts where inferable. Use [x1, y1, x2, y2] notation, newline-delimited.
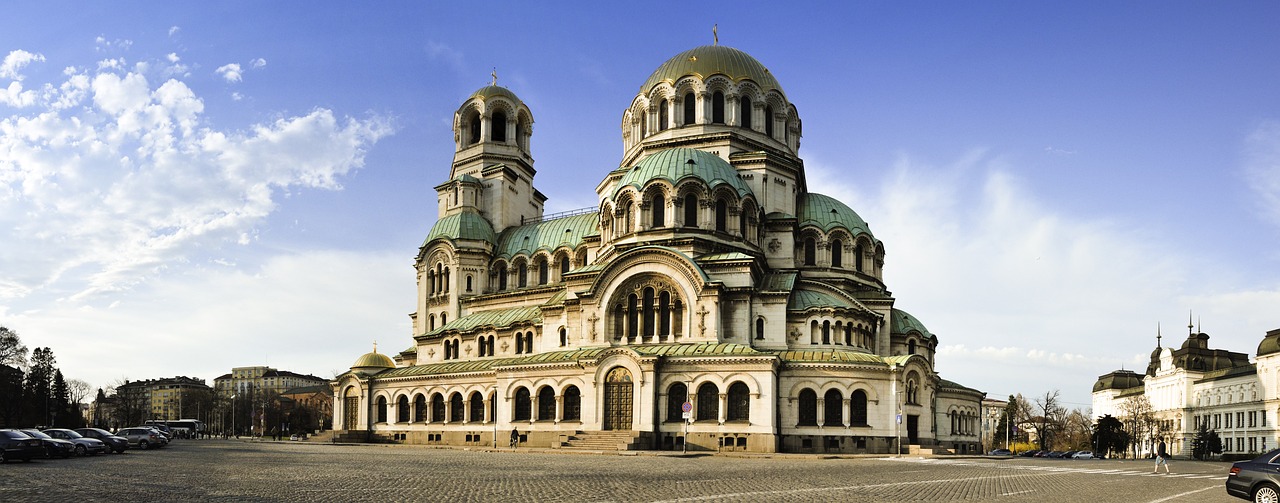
[23, 347, 56, 426]
[1092, 414, 1128, 458]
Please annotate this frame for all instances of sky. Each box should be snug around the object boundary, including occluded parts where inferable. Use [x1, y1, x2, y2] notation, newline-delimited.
[2, 2, 1279, 410]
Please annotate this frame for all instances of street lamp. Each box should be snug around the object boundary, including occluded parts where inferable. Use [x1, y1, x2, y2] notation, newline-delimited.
[890, 363, 900, 457]
[231, 394, 237, 439]
[491, 385, 498, 449]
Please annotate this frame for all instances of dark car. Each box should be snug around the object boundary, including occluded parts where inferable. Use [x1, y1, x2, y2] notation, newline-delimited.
[116, 427, 167, 450]
[18, 429, 75, 459]
[0, 429, 45, 463]
[43, 429, 107, 456]
[1227, 448, 1280, 501]
[75, 428, 129, 454]
[1020, 450, 1040, 457]
[989, 449, 1012, 456]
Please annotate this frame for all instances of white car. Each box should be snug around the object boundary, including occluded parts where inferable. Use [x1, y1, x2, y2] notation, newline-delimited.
[1071, 451, 1095, 459]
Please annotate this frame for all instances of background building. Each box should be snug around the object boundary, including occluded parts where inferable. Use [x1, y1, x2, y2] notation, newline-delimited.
[1093, 325, 1279, 458]
[95, 376, 212, 429]
[334, 43, 985, 453]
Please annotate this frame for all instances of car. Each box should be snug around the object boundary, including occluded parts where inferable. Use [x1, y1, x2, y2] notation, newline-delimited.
[1020, 450, 1040, 457]
[75, 428, 129, 454]
[1062, 451, 1079, 459]
[989, 449, 1012, 456]
[43, 429, 107, 456]
[116, 427, 168, 450]
[17, 429, 75, 459]
[0, 429, 45, 463]
[1072, 451, 1095, 459]
[1227, 448, 1280, 502]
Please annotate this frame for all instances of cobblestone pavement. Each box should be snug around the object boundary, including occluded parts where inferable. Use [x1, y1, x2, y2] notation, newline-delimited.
[0, 440, 1243, 503]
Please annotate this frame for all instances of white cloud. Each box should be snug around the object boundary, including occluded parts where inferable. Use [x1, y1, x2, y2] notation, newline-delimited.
[216, 63, 242, 83]
[0, 52, 394, 304]
[166, 53, 180, 63]
[1245, 120, 1280, 228]
[0, 81, 39, 107]
[168, 26, 180, 37]
[1, 50, 45, 80]
[251, 58, 266, 69]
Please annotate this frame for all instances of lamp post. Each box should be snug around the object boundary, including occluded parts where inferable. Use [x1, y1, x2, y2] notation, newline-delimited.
[491, 385, 498, 449]
[889, 363, 900, 456]
[231, 394, 236, 439]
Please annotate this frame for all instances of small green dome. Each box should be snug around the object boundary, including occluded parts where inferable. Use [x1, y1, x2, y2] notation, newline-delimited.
[469, 85, 521, 103]
[614, 148, 752, 198]
[640, 45, 783, 96]
[890, 309, 931, 337]
[424, 212, 496, 246]
[788, 288, 854, 311]
[798, 193, 873, 238]
[352, 351, 395, 370]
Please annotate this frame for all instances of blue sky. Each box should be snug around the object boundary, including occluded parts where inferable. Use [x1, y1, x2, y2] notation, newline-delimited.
[2, 2, 1279, 409]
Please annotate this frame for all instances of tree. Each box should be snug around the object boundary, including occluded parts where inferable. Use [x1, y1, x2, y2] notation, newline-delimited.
[1191, 422, 1223, 460]
[1057, 409, 1094, 451]
[0, 364, 22, 427]
[1093, 414, 1128, 458]
[23, 347, 56, 426]
[1119, 395, 1155, 458]
[1031, 390, 1065, 451]
[0, 326, 27, 368]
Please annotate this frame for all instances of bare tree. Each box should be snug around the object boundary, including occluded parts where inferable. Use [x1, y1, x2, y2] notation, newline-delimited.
[1032, 390, 1065, 450]
[0, 326, 27, 369]
[1119, 395, 1155, 459]
[66, 378, 92, 407]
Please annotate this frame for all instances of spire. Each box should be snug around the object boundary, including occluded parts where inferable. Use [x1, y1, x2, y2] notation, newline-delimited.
[373, 340, 378, 353]
[1156, 322, 1162, 348]
[490, 68, 498, 86]
[1188, 310, 1194, 336]
[713, 24, 718, 46]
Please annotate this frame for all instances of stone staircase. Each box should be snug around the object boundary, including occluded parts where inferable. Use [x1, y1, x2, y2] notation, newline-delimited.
[558, 430, 637, 451]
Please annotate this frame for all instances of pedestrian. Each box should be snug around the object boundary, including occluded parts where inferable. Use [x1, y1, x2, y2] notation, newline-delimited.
[510, 428, 519, 449]
[1153, 438, 1170, 474]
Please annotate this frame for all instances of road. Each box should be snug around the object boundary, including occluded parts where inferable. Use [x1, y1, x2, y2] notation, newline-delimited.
[0, 439, 1242, 502]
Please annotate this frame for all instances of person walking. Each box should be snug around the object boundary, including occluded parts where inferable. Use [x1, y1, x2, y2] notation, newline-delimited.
[1153, 438, 1171, 474]
[510, 428, 519, 449]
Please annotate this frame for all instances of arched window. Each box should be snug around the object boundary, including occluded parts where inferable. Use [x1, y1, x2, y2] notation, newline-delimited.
[513, 388, 531, 421]
[756, 317, 765, 340]
[642, 287, 655, 338]
[804, 238, 816, 266]
[659, 291, 671, 336]
[443, 267, 449, 292]
[798, 389, 817, 426]
[727, 382, 750, 422]
[376, 396, 387, 423]
[466, 275, 473, 292]
[822, 321, 831, 344]
[831, 239, 843, 268]
[537, 260, 548, 285]
[640, 108, 647, 138]
[853, 244, 863, 273]
[627, 294, 639, 340]
[696, 383, 719, 421]
[715, 199, 727, 232]
[559, 255, 570, 276]
[524, 332, 534, 353]
[414, 394, 427, 422]
[563, 386, 581, 421]
[652, 194, 665, 228]
[469, 392, 484, 422]
[906, 378, 919, 405]
[496, 264, 508, 290]
[515, 331, 524, 354]
[824, 389, 843, 426]
[441, 313, 447, 326]
[764, 105, 774, 137]
[851, 390, 868, 426]
[429, 314, 436, 331]
[623, 200, 634, 233]
[450, 393, 464, 422]
[431, 393, 445, 422]
[908, 339, 917, 355]
[537, 386, 556, 421]
[477, 336, 487, 357]
[683, 93, 696, 125]
[397, 395, 410, 423]
[712, 91, 725, 124]
[492, 111, 507, 142]
[667, 383, 688, 422]
[559, 327, 567, 347]
[428, 271, 435, 295]
[487, 335, 495, 356]
[468, 113, 481, 145]
[443, 338, 451, 360]
[658, 99, 669, 131]
[844, 324, 853, 346]
[683, 194, 698, 227]
[740, 97, 752, 129]
[518, 263, 528, 288]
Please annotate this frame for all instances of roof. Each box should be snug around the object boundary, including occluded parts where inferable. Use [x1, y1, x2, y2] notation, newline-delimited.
[797, 193, 874, 238]
[424, 211, 497, 245]
[281, 385, 330, 396]
[1259, 329, 1280, 357]
[425, 305, 543, 337]
[493, 213, 597, 259]
[890, 308, 932, 337]
[1195, 364, 1258, 384]
[614, 148, 753, 199]
[772, 349, 885, 365]
[1092, 370, 1145, 392]
[469, 85, 521, 103]
[761, 271, 797, 292]
[640, 45, 783, 96]
[352, 351, 395, 370]
[938, 379, 983, 394]
[788, 288, 855, 311]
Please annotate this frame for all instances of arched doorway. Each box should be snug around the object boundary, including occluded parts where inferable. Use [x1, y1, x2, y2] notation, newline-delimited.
[343, 386, 360, 430]
[603, 367, 633, 430]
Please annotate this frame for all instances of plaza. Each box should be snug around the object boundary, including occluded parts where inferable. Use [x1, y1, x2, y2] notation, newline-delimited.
[0, 440, 1238, 502]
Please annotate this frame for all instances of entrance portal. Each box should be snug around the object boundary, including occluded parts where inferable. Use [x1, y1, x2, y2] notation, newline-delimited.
[343, 387, 359, 429]
[603, 367, 633, 430]
[907, 414, 919, 445]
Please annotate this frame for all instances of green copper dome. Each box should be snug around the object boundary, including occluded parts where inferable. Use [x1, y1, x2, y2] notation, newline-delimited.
[615, 148, 752, 198]
[494, 213, 598, 259]
[798, 193, 873, 238]
[890, 309, 931, 337]
[640, 45, 783, 95]
[424, 212, 496, 245]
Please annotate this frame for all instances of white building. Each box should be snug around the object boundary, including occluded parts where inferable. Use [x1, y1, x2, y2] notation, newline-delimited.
[1093, 326, 1280, 457]
[334, 43, 984, 453]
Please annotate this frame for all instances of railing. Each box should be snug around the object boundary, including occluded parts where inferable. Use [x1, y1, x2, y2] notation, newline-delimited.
[522, 206, 597, 225]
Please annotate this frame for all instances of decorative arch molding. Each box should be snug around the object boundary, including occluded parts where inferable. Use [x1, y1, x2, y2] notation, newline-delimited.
[585, 246, 708, 301]
[417, 240, 458, 263]
[787, 380, 827, 398]
[592, 349, 649, 387]
[845, 381, 882, 402]
[719, 372, 763, 395]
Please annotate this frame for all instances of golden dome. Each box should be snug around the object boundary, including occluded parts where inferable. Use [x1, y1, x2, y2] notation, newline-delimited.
[351, 349, 395, 370]
[640, 45, 783, 95]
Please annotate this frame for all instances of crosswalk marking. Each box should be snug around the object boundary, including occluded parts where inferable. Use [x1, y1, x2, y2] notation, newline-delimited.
[885, 457, 1228, 480]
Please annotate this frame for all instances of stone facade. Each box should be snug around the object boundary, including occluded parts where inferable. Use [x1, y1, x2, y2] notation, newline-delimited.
[334, 44, 984, 453]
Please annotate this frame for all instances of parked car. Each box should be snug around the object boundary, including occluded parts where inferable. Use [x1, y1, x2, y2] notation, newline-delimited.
[989, 449, 1012, 456]
[116, 427, 168, 450]
[0, 429, 45, 463]
[1072, 451, 1095, 459]
[74, 428, 129, 454]
[43, 429, 107, 456]
[1020, 450, 1040, 457]
[1227, 448, 1280, 502]
[17, 429, 75, 459]
[1062, 451, 1079, 459]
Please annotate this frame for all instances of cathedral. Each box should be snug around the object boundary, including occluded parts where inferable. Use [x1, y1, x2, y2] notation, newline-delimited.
[333, 43, 985, 453]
